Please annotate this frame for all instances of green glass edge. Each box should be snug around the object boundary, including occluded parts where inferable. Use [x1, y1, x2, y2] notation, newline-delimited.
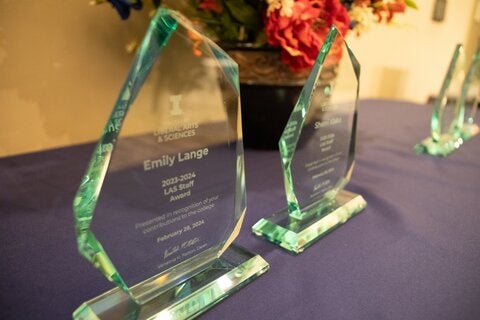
[198, 38, 245, 255]
[73, 303, 101, 320]
[210, 45, 240, 96]
[252, 192, 366, 254]
[459, 48, 480, 140]
[431, 44, 464, 142]
[340, 39, 361, 192]
[278, 25, 360, 221]
[72, 8, 178, 296]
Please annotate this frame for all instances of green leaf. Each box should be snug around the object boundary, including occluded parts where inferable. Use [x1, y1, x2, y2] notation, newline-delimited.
[254, 31, 268, 47]
[404, 0, 418, 9]
[219, 12, 240, 41]
[224, 0, 260, 29]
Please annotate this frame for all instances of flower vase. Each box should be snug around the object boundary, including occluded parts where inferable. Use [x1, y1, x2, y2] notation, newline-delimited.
[226, 47, 337, 149]
[225, 47, 308, 149]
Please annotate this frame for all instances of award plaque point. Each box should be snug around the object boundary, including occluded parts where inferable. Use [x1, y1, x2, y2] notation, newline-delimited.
[73, 245, 269, 320]
[252, 25, 366, 253]
[252, 190, 366, 254]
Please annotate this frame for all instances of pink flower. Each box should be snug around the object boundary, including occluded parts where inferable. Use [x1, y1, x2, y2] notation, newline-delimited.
[265, 0, 350, 72]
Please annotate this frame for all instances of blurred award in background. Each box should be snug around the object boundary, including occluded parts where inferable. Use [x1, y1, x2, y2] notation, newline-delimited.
[72, 8, 268, 320]
[459, 49, 480, 140]
[415, 44, 469, 156]
[252, 26, 366, 254]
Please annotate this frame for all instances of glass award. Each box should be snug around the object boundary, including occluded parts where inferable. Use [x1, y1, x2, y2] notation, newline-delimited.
[252, 26, 366, 254]
[460, 49, 480, 140]
[415, 44, 467, 156]
[72, 8, 268, 320]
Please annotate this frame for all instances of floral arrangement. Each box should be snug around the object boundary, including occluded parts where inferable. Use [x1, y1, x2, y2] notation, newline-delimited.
[95, 0, 417, 72]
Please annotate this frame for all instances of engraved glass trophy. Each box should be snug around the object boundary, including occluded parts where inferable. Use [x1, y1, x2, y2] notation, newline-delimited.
[252, 26, 366, 254]
[460, 49, 480, 140]
[415, 44, 467, 156]
[72, 8, 268, 320]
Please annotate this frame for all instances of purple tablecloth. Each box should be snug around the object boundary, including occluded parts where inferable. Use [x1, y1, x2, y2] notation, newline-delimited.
[1, 99, 479, 319]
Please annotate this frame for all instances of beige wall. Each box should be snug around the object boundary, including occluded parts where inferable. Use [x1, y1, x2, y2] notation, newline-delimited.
[0, 0, 477, 157]
[348, 0, 477, 102]
[0, 0, 150, 157]
[465, 0, 480, 61]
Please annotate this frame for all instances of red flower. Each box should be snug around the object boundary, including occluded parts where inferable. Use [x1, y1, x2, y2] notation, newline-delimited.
[198, 0, 223, 14]
[265, 0, 350, 72]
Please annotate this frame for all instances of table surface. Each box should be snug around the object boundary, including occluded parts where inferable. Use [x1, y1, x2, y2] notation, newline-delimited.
[1, 99, 479, 320]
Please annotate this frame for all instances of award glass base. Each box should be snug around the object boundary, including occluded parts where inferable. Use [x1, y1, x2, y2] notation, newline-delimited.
[414, 134, 464, 157]
[252, 190, 366, 254]
[73, 245, 268, 320]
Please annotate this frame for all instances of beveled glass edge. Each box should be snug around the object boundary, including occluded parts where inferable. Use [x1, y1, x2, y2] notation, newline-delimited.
[72, 8, 178, 296]
[213, 50, 245, 257]
[431, 44, 464, 142]
[252, 190, 366, 254]
[172, 9, 246, 262]
[458, 48, 480, 138]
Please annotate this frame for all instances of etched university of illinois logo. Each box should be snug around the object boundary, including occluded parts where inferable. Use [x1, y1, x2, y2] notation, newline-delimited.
[169, 95, 183, 116]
